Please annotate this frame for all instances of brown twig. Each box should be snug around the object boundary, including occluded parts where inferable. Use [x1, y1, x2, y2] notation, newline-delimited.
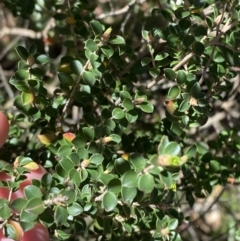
[0, 18, 55, 40]
[96, 0, 146, 20]
[199, 3, 228, 85]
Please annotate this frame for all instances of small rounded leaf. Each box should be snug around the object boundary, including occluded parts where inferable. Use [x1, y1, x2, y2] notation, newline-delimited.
[167, 86, 181, 99]
[15, 46, 29, 61]
[121, 186, 137, 203]
[70, 60, 83, 75]
[103, 191, 117, 212]
[112, 108, 125, 119]
[82, 71, 96, 86]
[35, 54, 50, 65]
[176, 70, 187, 84]
[138, 174, 154, 193]
[164, 68, 176, 80]
[192, 41, 204, 56]
[122, 170, 138, 187]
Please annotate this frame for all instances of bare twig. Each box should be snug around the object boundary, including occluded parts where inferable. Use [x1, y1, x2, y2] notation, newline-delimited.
[0, 18, 55, 40]
[60, 59, 90, 121]
[0, 65, 14, 99]
[96, 0, 146, 19]
[199, 3, 228, 85]
[180, 187, 226, 234]
[120, 11, 131, 34]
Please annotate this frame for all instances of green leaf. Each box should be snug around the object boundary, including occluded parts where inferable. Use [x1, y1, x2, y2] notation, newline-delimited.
[193, 25, 207, 36]
[163, 142, 181, 156]
[35, 54, 50, 64]
[82, 127, 95, 140]
[15, 69, 29, 80]
[213, 51, 224, 63]
[20, 206, 39, 222]
[10, 198, 27, 213]
[149, 67, 160, 78]
[0, 203, 11, 219]
[4, 224, 17, 240]
[129, 153, 146, 172]
[60, 157, 75, 171]
[112, 108, 125, 119]
[121, 186, 137, 203]
[125, 109, 138, 123]
[192, 41, 204, 55]
[54, 206, 68, 226]
[21, 91, 34, 105]
[185, 145, 197, 157]
[69, 169, 81, 186]
[30, 68, 44, 78]
[164, 68, 176, 80]
[120, 90, 131, 99]
[142, 30, 150, 42]
[158, 155, 183, 171]
[178, 100, 190, 112]
[168, 218, 179, 230]
[85, 39, 98, 51]
[99, 173, 115, 185]
[171, 122, 183, 136]
[122, 98, 134, 110]
[115, 158, 131, 175]
[210, 160, 221, 172]
[158, 136, 169, 154]
[108, 178, 121, 193]
[183, 35, 195, 48]
[90, 20, 104, 35]
[103, 191, 117, 212]
[67, 202, 83, 216]
[29, 42, 37, 55]
[10, 78, 29, 92]
[24, 198, 45, 215]
[15, 46, 29, 60]
[58, 73, 74, 85]
[101, 46, 114, 59]
[82, 71, 96, 86]
[24, 185, 43, 199]
[109, 134, 121, 143]
[109, 36, 126, 45]
[122, 170, 138, 187]
[90, 154, 104, 165]
[58, 145, 72, 157]
[190, 82, 201, 97]
[70, 60, 83, 75]
[139, 102, 154, 113]
[155, 52, 169, 61]
[167, 86, 181, 99]
[141, 57, 152, 66]
[176, 70, 187, 84]
[175, 8, 190, 19]
[179, 18, 191, 30]
[138, 174, 154, 193]
[236, 230, 240, 241]
[55, 230, 71, 240]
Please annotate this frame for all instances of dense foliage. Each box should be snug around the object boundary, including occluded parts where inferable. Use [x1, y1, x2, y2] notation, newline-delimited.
[0, 0, 240, 240]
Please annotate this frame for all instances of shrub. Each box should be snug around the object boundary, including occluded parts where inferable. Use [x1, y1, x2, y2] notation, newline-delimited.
[0, 0, 240, 240]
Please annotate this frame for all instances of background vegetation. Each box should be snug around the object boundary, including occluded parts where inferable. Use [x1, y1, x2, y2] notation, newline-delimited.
[1, 0, 240, 240]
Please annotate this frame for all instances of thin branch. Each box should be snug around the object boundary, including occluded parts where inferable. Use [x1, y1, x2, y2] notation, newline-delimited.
[60, 59, 90, 122]
[180, 187, 226, 234]
[120, 11, 131, 34]
[0, 18, 55, 39]
[199, 3, 228, 85]
[147, 18, 238, 89]
[96, 0, 146, 19]
[0, 65, 14, 99]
